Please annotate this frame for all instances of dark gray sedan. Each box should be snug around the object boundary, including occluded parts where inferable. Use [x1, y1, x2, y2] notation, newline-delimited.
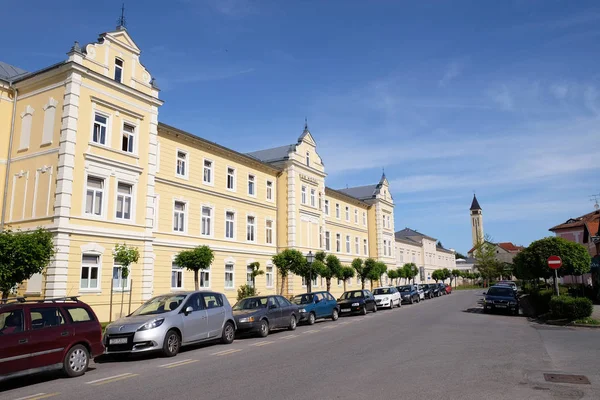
[232, 295, 299, 337]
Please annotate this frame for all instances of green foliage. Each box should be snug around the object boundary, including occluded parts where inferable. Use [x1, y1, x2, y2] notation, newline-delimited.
[402, 263, 419, 284]
[272, 249, 306, 295]
[315, 251, 326, 263]
[338, 266, 355, 291]
[514, 237, 591, 280]
[574, 317, 600, 325]
[0, 228, 55, 299]
[248, 262, 264, 288]
[237, 284, 257, 301]
[174, 245, 214, 290]
[431, 269, 443, 283]
[396, 267, 407, 283]
[293, 254, 323, 293]
[441, 268, 451, 282]
[113, 243, 140, 280]
[370, 262, 387, 285]
[387, 269, 398, 285]
[352, 258, 368, 289]
[473, 236, 502, 282]
[549, 295, 593, 320]
[321, 254, 342, 292]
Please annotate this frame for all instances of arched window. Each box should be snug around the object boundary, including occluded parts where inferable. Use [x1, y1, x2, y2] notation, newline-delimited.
[306, 151, 310, 166]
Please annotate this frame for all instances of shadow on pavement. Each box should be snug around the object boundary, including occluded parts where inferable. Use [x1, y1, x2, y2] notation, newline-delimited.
[0, 366, 98, 393]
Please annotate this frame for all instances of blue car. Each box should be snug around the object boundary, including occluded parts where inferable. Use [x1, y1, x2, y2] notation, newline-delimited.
[397, 285, 421, 304]
[291, 291, 340, 325]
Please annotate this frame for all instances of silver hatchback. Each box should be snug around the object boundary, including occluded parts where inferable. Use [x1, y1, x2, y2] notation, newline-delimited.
[104, 291, 236, 357]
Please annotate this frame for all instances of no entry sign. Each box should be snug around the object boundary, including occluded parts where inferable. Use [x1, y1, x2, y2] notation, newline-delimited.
[547, 255, 562, 270]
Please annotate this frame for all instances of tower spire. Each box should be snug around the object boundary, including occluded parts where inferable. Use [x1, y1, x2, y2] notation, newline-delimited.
[117, 3, 127, 30]
[304, 117, 308, 132]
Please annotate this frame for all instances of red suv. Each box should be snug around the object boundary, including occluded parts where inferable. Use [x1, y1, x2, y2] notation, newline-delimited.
[0, 297, 104, 382]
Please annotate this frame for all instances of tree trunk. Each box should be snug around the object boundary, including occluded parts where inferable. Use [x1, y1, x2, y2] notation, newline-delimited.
[326, 278, 331, 293]
[343, 280, 347, 292]
[1, 291, 8, 300]
[279, 274, 286, 296]
[120, 284, 125, 318]
[362, 279, 365, 290]
[194, 270, 199, 290]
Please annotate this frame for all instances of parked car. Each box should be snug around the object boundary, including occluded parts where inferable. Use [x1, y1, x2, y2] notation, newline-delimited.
[0, 297, 104, 382]
[337, 290, 377, 315]
[496, 281, 518, 294]
[373, 287, 401, 309]
[438, 283, 447, 295]
[421, 284, 434, 299]
[415, 284, 426, 300]
[483, 285, 519, 315]
[445, 284, 452, 295]
[397, 285, 420, 304]
[291, 291, 339, 324]
[104, 291, 236, 357]
[233, 295, 298, 337]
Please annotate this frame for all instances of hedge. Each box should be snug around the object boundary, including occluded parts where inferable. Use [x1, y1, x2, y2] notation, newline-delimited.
[548, 295, 593, 320]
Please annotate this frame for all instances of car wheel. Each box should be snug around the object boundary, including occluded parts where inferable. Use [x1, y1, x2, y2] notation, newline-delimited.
[259, 320, 269, 337]
[331, 308, 339, 321]
[288, 315, 297, 331]
[221, 321, 235, 345]
[162, 329, 180, 357]
[308, 312, 316, 325]
[63, 344, 89, 378]
[417, 296, 420, 303]
[373, 304, 378, 313]
[410, 296, 414, 304]
[361, 305, 367, 315]
[397, 299, 402, 308]
[483, 306, 489, 314]
[513, 309, 519, 316]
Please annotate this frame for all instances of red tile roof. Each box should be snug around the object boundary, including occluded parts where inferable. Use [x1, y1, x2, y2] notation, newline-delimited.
[497, 242, 524, 252]
[550, 210, 600, 232]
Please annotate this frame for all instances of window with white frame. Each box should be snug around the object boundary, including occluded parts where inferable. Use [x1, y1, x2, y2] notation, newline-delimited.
[336, 233, 341, 252]
[114, 58, 123, 82]
[387, 215, 391, 228]
[266, 219, 273, 244]
[176, 151, 187, 177]
[346, 235, 350, 253]
[225, 263, 234, 289]
[301, 186, 307, 204]
[246, 265, 254, 287]
[345, 206, 349, 221]
[248, 175, 255, 195]
[383, 240, 388, 256]
[227, 167, 235, 190]
[310, 189, 315, 207]
[355, 237, 359, 254]
[173, 201, 186, 232]
[388, 241, 392, 256]
[324, 199, 329, 215]
[171, 262, 183, 289]
[122, 123, 135, 153]
[225, 211, 235, 239]
[201, 206, 212, 236]
[336, 203, 340, 219]
[80, 254, 100, 290]
[363, 212, 366, 226]
[266, 265, 274, 288]
[325, 231, 331, 251]
[85, 176, 104, 216]
[382, 215, 386, 228]
[116, 182, 133, 220]
[266, 181, 273, 200]
[364, 239, 368, 255]
[112, 262, 130, 291]
[92, 113, 108, 145]
[247, 216, 256, 241]
[199, 269, 210, 288]
[203, 160, 213, 184]
[399, 250, 404, 262]
[355, 208, 358, 223]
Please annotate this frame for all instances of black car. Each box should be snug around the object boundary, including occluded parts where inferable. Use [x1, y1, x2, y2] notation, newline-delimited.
[421, 284, 434, 299]
[397, 285, 420, 304]
[438, 283, 447, 296]
[337, 290, 377, 315]
[232, 295, 299, 337]
[483, 286, 519, 315]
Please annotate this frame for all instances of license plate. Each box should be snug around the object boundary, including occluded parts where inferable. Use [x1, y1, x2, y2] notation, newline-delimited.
[341, 308, 351, 312]
[109, 338, 128, 345]
[495, 305, 507, 308]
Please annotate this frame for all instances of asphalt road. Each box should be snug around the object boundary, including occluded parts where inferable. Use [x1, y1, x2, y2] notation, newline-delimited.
[2, 290, 599, 400]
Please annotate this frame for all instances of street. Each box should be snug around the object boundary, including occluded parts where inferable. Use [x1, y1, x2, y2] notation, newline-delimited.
[2, 290, 599, 400]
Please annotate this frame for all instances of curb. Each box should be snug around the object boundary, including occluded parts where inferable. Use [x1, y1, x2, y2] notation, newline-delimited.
[568, 323, 600, 329]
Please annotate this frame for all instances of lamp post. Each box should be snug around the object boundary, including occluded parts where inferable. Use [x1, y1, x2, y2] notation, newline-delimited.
[306, 251, 315, 293]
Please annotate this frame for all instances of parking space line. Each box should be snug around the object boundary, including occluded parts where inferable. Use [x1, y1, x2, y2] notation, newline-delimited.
[279, 334, 298, 339]
[13, 393, 59, 400]
[304, 329, 320, 333]
[250, 341, 274, 347]
[322, 325, 337, 329]
[158, 359, 193, 368]
[86, 373, 138, 386]
[211, 348, 242, 356]
[165, 359, 199, 368]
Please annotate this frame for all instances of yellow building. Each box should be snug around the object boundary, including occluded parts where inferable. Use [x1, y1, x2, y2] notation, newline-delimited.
[0, 25, 398, 321]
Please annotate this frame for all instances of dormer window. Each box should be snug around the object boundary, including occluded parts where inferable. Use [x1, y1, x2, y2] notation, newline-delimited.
[114, 58, 124, 83]
[306, 151, 310, 166]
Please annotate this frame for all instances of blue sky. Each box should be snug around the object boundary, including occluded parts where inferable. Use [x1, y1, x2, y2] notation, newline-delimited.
[3, 0, 599, 254]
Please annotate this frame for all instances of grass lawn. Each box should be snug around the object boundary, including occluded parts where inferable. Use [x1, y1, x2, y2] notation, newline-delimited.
[574, 317, 600, 325]
[455, 285, 483, 290]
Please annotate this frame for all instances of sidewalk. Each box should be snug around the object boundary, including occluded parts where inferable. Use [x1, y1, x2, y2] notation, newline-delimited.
[592, 305, 600, 320]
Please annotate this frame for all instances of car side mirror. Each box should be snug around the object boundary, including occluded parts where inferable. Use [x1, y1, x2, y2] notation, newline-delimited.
[269, 304, 277, 309]
[184, 306, 193, 315]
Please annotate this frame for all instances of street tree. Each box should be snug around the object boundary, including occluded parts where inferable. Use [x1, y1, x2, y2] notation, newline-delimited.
[451, 269, 461, 287]
[473, 236, 501, 286]
[396, 267, 407, 284]
[113, 243, 140, 317]
[374, 262, 388, 287]
[442, 268, 451, 283]
[387, 269, 398, 285]
[272, 249, 306, 295]
[339, 266, 355, 292]
[431, 269, 443, 283]
[296, 257, 324, 293]
[0, 228, 55, 299]
[174, 245, 214, 290]
[248, 261, 264, 288]
[403, 263, 419, 284]
[320, 253, 342, 292]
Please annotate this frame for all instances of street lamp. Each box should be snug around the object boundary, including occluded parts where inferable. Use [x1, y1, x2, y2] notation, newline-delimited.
[306, 251, 315, 292]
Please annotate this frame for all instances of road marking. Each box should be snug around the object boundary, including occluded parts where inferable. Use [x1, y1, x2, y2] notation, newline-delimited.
[86, 373, 138, 386]
[280, 334, 298, 339]
[304, 329, 320, 333]
[165, 359, 199, 368]
[339, 321, 349, 325]
[250, 341, 274, 347]
[158, 359, 194, 368]
[211, 348, 242, 356]
[323, 325, 337, 329]
[13, 394, 59, 400]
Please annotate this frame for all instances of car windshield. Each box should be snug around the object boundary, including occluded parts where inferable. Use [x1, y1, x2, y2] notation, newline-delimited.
[292, 294, 314, 305]
[399, 286, 412, 292]
[340, 291, 364, 299]
[131, 294, 187, 316]
[487, 287, 515, 297]
[373, 288, 391, 295]
[233, 297, 268, 310]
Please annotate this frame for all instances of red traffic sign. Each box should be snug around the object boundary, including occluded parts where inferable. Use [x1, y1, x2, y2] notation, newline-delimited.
[547, 255, 562, 270]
